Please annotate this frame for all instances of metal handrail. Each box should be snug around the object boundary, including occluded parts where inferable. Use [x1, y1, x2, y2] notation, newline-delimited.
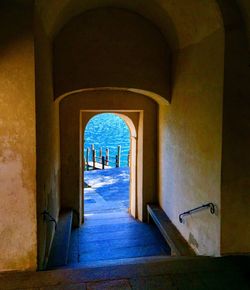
[179, 203, 215, 223]
[41, 210, 57, 230]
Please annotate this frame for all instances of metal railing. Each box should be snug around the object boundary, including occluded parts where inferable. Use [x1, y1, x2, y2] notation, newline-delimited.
[179, 203, 215, 223]
[41, 210, 57, 230]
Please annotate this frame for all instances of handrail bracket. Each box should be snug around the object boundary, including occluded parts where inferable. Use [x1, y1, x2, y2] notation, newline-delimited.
[179, 202, 215, 223]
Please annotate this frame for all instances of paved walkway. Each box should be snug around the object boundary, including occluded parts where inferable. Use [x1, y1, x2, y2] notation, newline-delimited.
[84, 167, 130, 214]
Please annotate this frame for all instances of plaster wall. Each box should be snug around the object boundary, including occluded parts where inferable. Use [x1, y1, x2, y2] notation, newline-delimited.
[0, 3, 37, 271]
[35, 15, 61, 270]
[218, 0, 250, 254]
[53, 8, 170, 101]
[159, 29, 224, 256]
[59, 90, 157, 222]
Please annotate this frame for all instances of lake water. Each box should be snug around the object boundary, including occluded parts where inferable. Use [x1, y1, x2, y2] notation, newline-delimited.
[84, 113, 130, 167]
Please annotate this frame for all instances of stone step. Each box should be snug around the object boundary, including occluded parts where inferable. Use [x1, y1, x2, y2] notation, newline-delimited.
[0, 256, 249, 290]
[63, 255, 207, 269]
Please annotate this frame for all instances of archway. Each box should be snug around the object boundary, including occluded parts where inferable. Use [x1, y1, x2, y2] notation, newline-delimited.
[82, 113, 136, 217]
[58, 89, 157, 226]
[80, 110, 139, 222]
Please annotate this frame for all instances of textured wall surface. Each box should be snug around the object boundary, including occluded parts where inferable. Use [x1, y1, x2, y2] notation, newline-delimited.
[35, 15, 61, 270]
[158, 27, 224, 256]
[219, 0, 250, 254]
[53, 8, 170, 101]
[0, 3, 37, 271]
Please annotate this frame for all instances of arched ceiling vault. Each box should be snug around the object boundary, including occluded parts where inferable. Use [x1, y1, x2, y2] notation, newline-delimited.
[35, 0, 223, 50]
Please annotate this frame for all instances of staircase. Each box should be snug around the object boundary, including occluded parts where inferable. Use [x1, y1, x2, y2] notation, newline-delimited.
[0, 255, 249, 289]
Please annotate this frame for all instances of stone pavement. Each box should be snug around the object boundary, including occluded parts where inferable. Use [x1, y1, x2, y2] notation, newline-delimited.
[0, 255, 249, 289]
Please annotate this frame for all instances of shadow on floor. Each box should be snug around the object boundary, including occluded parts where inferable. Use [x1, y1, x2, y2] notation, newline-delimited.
[69, 167, 171, 267]
[68, 211, 171, 267]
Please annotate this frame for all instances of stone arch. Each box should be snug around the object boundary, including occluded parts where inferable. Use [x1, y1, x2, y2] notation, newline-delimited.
[58, 88, 158, 224]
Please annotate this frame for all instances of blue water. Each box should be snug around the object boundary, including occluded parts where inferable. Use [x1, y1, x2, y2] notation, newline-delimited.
[84, 113, 130, 167]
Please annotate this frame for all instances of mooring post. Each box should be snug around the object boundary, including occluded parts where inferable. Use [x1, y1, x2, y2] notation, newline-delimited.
[106, 148, 109, 165]
[92, 149, 96, 169]
[116, 155, 118, 168]
[117, 145, 121, 168]
[86, 148, 90, 171]
[102, 156, 105, 169]
[99, 147, 102, 160]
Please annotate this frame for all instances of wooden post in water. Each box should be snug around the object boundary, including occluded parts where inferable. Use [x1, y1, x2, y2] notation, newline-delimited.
[116, 155, 118, 168]
[86, 148, 90, 170]
[105, 148, 109, 165]
[127, 150, 130, 167]
[92, 149, 96, 169]
[117, 145, 121, 167]
[99, 147, 102, 160]
[102, 156, 105, 169]
[91, 144, 95, 169]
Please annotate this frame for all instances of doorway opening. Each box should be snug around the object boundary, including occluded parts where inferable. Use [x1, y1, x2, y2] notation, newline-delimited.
[65, 111, 171, 267]
[83, 113, 131, 216]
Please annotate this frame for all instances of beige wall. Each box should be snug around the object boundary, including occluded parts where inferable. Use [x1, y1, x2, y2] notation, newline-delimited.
[53, 8, 171, 101]
[59, 90, 157, 222]
[0, 3, 37, 271]
[35, 13, 61, 270]
[218, 0, 250, 254]
[159, 28, 224, 256]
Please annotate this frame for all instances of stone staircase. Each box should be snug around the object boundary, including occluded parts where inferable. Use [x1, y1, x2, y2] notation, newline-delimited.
[0, 255, 249, 289]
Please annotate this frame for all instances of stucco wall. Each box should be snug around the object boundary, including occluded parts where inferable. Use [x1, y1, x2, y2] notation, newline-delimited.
[218, 0, 250, 254]
[35, 14, 61, 270]
[53, 8, 170, 101]
[0, 3, 37, 271]
[59, 90, 157, 222]
[159, 28, 224, 256]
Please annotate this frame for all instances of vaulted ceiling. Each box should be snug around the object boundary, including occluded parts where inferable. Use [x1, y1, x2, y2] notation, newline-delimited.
[35, 0, 223, 50]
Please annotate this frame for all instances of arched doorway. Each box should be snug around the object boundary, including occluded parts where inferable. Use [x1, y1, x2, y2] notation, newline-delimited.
[83, 113, 132, 216]
[81, 111, 139, 221]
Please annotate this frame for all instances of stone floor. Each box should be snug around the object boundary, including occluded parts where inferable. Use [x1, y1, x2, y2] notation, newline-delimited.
[84, 167, 130, 214]
[1, 255, 249, 289]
